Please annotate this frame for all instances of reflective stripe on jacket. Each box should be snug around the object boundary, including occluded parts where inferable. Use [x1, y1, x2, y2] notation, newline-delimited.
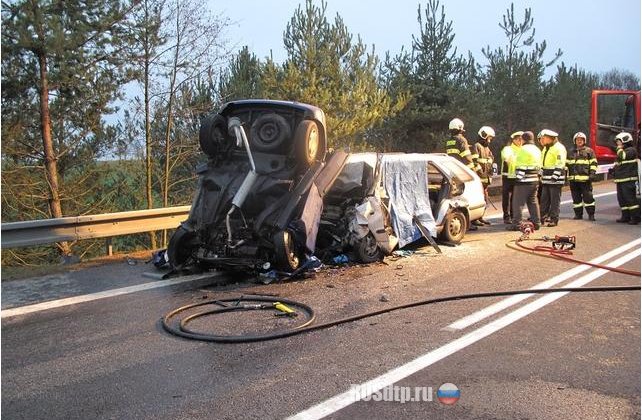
[515, 144, 542, 184]
[613, 145, 639, 183]
[472, 141, 494, 184]
[445, 134, 476, 170]
[541, 141, 567, 185]
[566, 146, 597, 182]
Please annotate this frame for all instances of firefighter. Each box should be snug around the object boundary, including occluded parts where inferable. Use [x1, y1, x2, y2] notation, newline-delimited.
[500, 131, 523, 224]
[471, 125, 496, 226]
[445, 118, 480, 231]
[508, 131, 542, 230]
[538, 129, 567, 227]
[612, 132, 640, 224]
[566, 132, 598, 221]
[445, 118, 478, 172]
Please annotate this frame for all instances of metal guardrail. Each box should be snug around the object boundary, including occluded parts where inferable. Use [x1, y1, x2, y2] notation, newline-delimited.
[0, 165, 619, 251]
[1, 206, 190, 249]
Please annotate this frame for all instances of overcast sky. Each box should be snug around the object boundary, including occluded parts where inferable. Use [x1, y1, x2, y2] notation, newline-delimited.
[209, 0, 641, 79]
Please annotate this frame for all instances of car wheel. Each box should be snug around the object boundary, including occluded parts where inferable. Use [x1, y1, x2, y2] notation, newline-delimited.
[199, 114, 229, 157]
[250, 113, 291, 153]
[167, 226, 199, 269]
[439, 210, 466, 244]
[355, 233, 382, 263]
[273, 230, 301, 271]
[294, 120, 326, 167]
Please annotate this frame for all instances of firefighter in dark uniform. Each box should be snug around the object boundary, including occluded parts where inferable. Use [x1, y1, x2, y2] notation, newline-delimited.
[445, 118, 478, 172]
[471, 126, 496, 226]
[445, 117, 480, 230]
[612, 132, 640, 225]
[566, 132, 598, 221]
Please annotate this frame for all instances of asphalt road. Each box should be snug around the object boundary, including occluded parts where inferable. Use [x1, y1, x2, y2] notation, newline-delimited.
[2, 182, 640, 420]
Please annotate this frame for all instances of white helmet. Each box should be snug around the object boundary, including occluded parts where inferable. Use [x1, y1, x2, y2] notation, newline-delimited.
[615, 132, 633, 143]
[478, 126, 496, 139]
[537, 129, 559, 139]
[572, 132, 587, 142]
[449, 118, 465, 131]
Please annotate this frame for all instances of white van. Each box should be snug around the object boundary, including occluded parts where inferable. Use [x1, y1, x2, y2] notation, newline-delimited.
[316, 152, 487, 262]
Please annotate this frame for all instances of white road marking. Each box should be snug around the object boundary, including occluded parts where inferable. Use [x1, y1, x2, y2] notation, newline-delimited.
[444, 238, 641, 331]
[486, 190, 617, 219]
[287, 248, 640, 420]
[1, 273, 220, 319]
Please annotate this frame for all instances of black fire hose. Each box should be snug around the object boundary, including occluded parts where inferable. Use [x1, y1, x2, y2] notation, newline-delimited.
[162, 285, 640, 343]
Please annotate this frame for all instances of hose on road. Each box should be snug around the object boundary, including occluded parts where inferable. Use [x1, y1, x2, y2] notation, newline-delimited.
[506, 239, 641, 277]
[162, 235, 640, 343]
[162, 285, 640, 343]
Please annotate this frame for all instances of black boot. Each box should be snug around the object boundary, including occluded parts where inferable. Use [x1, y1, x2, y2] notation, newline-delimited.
[587, 208, 595, 222]
[573, 207, 583, 220]
[616, 210, 630, 223]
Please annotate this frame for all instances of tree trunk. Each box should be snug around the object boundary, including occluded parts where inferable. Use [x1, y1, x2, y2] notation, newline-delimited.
[37, 52, 72, 256]
[162, 9, 181, 247]
[144, 2, 157, 250]
[161, 3, 181, 247]
[161, 89, 175, 248]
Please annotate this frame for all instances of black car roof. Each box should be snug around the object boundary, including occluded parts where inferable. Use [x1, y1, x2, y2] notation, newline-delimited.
[218, 99, 325, 125]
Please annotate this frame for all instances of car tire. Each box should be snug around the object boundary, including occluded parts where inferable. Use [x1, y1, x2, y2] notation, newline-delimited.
[250, 113, 291, 153]
[273, 230, 301, 271]
[439, 210, 466, 244]
[355, 233, 383, 263]
[199, 114, 229, 157]
[167, 226, 198, 269]
[294, 120, 326, 167]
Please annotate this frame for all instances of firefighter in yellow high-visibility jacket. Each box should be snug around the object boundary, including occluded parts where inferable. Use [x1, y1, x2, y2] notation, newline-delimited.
[500, 131, 523, 224]
[538, 129, 567, 227]
[507, 131, 542, 231]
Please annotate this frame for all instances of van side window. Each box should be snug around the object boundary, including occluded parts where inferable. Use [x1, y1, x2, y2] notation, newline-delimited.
[427, 163, 445, 191]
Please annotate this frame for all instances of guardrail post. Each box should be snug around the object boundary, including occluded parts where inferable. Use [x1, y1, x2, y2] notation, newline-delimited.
[106, 238, 113, 256]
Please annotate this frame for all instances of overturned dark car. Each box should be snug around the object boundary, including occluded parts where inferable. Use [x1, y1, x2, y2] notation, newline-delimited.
[168, 100, 348, 272]
[168, 100, 485, 274]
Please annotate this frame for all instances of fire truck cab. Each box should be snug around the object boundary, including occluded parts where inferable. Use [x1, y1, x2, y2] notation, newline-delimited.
[589, 90, 640, 163]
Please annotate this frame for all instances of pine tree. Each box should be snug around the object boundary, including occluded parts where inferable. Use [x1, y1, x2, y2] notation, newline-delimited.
[481, 3, 562, 139]
[218, 46, 264, 102]
[542, 63, 600, 147]
[2, 0, 135, 256]
[263, 0, 398, 149]
[376, 0, 470, 152]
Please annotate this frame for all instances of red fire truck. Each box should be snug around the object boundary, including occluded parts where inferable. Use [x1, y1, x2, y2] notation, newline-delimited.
[589, 90, 640, 163]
